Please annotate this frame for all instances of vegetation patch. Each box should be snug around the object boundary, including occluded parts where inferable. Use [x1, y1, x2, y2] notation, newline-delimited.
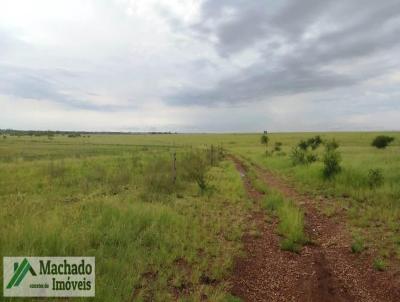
[246, 167, 269, 194]
[2, 131, 400, 299]
[234, 132, 400, 261]
[372, 135, 394, 149]
[367, 168, 384, 189]
[373, 258, 387, 271]
[351, 235, 365, 254]
[322, 139, 342, 179]
[262, 190, 307, 253]
[290, 136, 323, 166]
[0, 136, 250, 301]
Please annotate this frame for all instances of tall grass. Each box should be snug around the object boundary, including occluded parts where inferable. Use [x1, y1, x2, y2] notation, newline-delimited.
[0, 138, 248, 301]
[2, 131, 400, 297]
[262, 190, 307, 253]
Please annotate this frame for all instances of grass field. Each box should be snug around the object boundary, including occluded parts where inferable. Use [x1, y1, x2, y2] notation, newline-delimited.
[1, 131, 399, 300]
[0, 134, 251, 301]
[231, 132, 400, 260]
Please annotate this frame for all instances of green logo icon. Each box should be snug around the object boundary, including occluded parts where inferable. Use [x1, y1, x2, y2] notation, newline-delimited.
[6, 258, 37, 288]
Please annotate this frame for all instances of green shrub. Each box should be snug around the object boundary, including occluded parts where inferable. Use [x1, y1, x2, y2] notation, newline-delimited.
[372, 135, 394, 149]
[298, 140, 308, 150]
[322, 141, 341, 179]
[290, 147, 307, 165]
[291, 147, 317, 166]
[297, 136, 322, 151]
[181, 149, 209, 192]
[307, 135, 323, 150]
[291, 137, 322, 165]
[324, 139, 339, 151]
[367, 168, 384, 189]
[306, 153, 318, 163]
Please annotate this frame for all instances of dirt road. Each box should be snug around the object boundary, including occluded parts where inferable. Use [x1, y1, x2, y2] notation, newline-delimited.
[228, 156, 400, 302]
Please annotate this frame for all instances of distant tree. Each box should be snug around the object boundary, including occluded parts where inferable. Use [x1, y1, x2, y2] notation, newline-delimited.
[372, 135, 394, 149]
[260, 133, 269, 154]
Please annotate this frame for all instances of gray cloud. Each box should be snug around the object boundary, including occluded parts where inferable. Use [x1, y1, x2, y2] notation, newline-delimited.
[169, 66, 357, 105]
[0, 64, 133, 112]
[194, 0, 400, 55]
[1, 0, 400, 132]
[167, 0, 400, 106]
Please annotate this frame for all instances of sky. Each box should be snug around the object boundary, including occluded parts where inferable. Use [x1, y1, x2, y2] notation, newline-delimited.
[1, 0, 400, 132]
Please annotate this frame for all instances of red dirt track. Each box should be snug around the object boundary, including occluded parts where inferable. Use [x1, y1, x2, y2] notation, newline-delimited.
[228, 156, 400, 302]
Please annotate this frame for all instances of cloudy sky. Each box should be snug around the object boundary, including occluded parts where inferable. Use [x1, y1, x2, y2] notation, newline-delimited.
[1, 0, 400, 132]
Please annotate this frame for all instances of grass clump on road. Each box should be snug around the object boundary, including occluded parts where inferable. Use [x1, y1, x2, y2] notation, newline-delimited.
[262, 190, 307, 253]
[373, 258, 387, 271]
[244, 164, 269, 194]
[351, 236, 365, 254]
[263, 191, 284, 212]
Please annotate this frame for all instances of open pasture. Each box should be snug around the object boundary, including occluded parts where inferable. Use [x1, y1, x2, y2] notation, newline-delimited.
[1, 131, 399, 301]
